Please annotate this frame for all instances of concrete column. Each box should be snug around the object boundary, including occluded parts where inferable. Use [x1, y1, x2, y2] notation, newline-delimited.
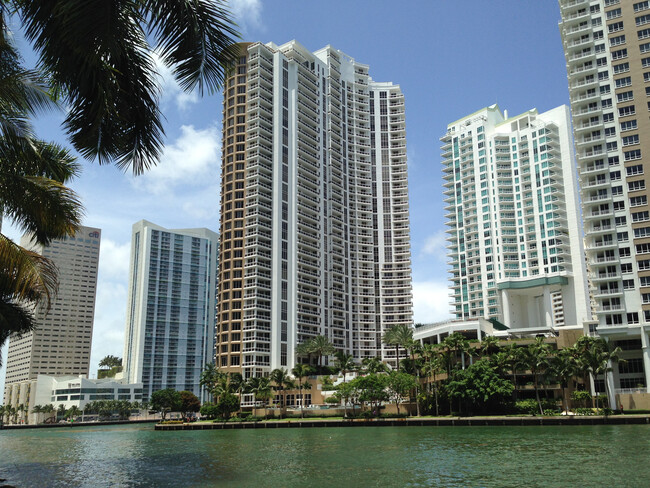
[606, 358, 618, 410]
[501, 290, 510, 327]
[641, 329, 650, 394]
[543, 287, 553, 329]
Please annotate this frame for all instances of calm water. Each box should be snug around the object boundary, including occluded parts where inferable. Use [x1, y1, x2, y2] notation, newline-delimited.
[1, 423, 649, 487]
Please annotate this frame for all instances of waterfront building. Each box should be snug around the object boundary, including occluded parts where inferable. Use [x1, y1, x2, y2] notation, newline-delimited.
[559, 0, 650, 400]
[3, 374, 143, 424]
[216, 41, 412, 378]
[3, 226, 101, 403]
[440, 105, 591, 333]
[122, 220, 218, 401]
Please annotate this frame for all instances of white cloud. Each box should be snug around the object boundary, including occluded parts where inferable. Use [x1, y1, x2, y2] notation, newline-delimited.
[134, 124, 221, 195]
[89, 280, 128, 378]
[98, 239, 131, 280]
[153, 53, 199, 111]
[420, 230, 448, 260]
[230, 0, 263, 32]
[412, 280, 454, 324]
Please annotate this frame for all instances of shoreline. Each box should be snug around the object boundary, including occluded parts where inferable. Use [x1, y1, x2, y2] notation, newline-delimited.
[0, 418, 158, 430]
[155, 415, 650, 430]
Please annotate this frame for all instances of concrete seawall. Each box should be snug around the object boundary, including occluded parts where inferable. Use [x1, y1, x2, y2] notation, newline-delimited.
[155, 415, 650, 430]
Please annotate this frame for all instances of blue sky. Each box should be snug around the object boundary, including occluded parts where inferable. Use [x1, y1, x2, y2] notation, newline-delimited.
[1, 1, 571, 387]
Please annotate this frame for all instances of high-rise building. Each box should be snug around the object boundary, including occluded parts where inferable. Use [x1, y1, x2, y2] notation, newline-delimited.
[122, 220, 218, 401]
[217, 41, 412, 378]
[3, 226, 101, 402]
[441, 105, 591, 332]
[560, 0, 650, 393]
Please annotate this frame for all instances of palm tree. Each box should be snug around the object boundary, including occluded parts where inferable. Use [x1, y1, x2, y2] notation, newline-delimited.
[333, 352, 356, 417]
[479, 336, 501, 359]
[17, 403, 26, 424]
[66, 405, 81, 422]
[420, 343, 444, 416]
[548, 347, 578, 413]
[248, 376, 273, 419]
[310, 335, 336, 369]
[291, 363, 314, 418]
[199, 363, 223, 402]
[4, 0, 240, 174]
[334, 351, 356, 384]
[575, 336, 622, 409]
[361, 356, 388, 374]
[296, 339, 316, 366]
[270, 368, 294, 419]
[522, 337, 552, 415]
[382, 324, 413, 370]
[57, 404, 67, 422]
[31, 404, 44, 424]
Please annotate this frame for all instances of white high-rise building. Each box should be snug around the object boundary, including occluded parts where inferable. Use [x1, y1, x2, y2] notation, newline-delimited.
[441, 105, 591, 332]
[559, 0, 650, 397]
[3, 226, 101, 402]
[216, 41, 412, 378]
[123, 220, 218, 401]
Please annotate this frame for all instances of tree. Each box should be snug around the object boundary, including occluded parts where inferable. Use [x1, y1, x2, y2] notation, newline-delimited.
[248, 377, 273, 419]
[31, 404, 44, 424]
[334, 351, 356, 384]
[386, 371, 417, 416]
[291, 363, 314, 418]
[98, 355, 122, 369]
[420, 343, 444, 416]
[1, 0, 241, 355]
[150, 388, 182, 421]
[309, 335, 336, 368]
[522, 337, 552, 415]
[548, 347, 579, 413]
[215, 393, 239, 421]
[270, 368, 294, 418]
[5, 0, 240, 174]
[56, 404, 67, 422]
[445, 359, 514, 416]
[382, 324, 413, 369]
[179, 391, 201, 419]
[336, 380, 361, 418]
[66, 405, 81, 421]
[199, 363, 223, 402]
[575, 335, 622, 409]
[361, 356, 388, 374]
[355, 373, 389, 416]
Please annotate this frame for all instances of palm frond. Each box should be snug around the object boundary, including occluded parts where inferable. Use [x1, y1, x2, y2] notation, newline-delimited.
[143, 0, 241, 94]
[0, 137, 83, 244]
[0, 234, 58, 308]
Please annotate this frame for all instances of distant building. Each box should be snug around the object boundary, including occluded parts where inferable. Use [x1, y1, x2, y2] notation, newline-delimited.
[3, 226, 101, 403]
[4, 375, 143, 424]
[440, 105, 591, 333]
[216, 41, 412, 378]
[122, 220, 218, 401]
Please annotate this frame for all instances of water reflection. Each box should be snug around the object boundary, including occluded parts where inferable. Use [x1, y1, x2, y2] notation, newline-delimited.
[0, 424, 648, 487]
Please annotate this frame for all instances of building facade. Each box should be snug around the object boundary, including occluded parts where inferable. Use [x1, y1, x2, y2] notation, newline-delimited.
[560, 0, 650, 395]
[216, 41, 412, 377]
[3, 226, 101, 402]
[122, 220, 218, 401]
[441, 105, 591, 333]
[3, 375, 143, 424]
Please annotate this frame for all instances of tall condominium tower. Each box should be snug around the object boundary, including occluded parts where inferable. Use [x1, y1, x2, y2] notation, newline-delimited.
[441, 105, 591, 332]
[560, 0, 650, 392]
[4, 226, 101, 401]
[217, 41, 412, 378]
[123, 220, 218, 400]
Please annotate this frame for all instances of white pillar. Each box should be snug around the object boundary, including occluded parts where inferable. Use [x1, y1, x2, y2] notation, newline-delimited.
[606, 358, 618, 410]
[501, 290, 511, 327]
[641, 329, 650, 394]
[543, 287, 553, 329]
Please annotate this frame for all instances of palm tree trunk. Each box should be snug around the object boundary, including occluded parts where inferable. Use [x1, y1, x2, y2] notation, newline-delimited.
[534, 372, 543, 415]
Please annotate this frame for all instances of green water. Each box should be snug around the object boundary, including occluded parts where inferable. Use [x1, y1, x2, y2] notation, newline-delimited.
[1, 423, 648, 487]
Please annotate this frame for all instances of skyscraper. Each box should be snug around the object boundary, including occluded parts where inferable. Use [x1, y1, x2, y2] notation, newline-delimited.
[3, 226, 101, 402]
[441, 105, 591, 332]
[560, 0, 650, 392]
[216, 41, 412, 378]
[122, 220, 218, 401]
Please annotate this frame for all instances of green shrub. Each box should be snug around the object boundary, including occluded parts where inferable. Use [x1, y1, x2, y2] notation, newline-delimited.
[515, 399, 558, 415]
[380, 413, 408, 419]
[573, 408, 595, 416]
